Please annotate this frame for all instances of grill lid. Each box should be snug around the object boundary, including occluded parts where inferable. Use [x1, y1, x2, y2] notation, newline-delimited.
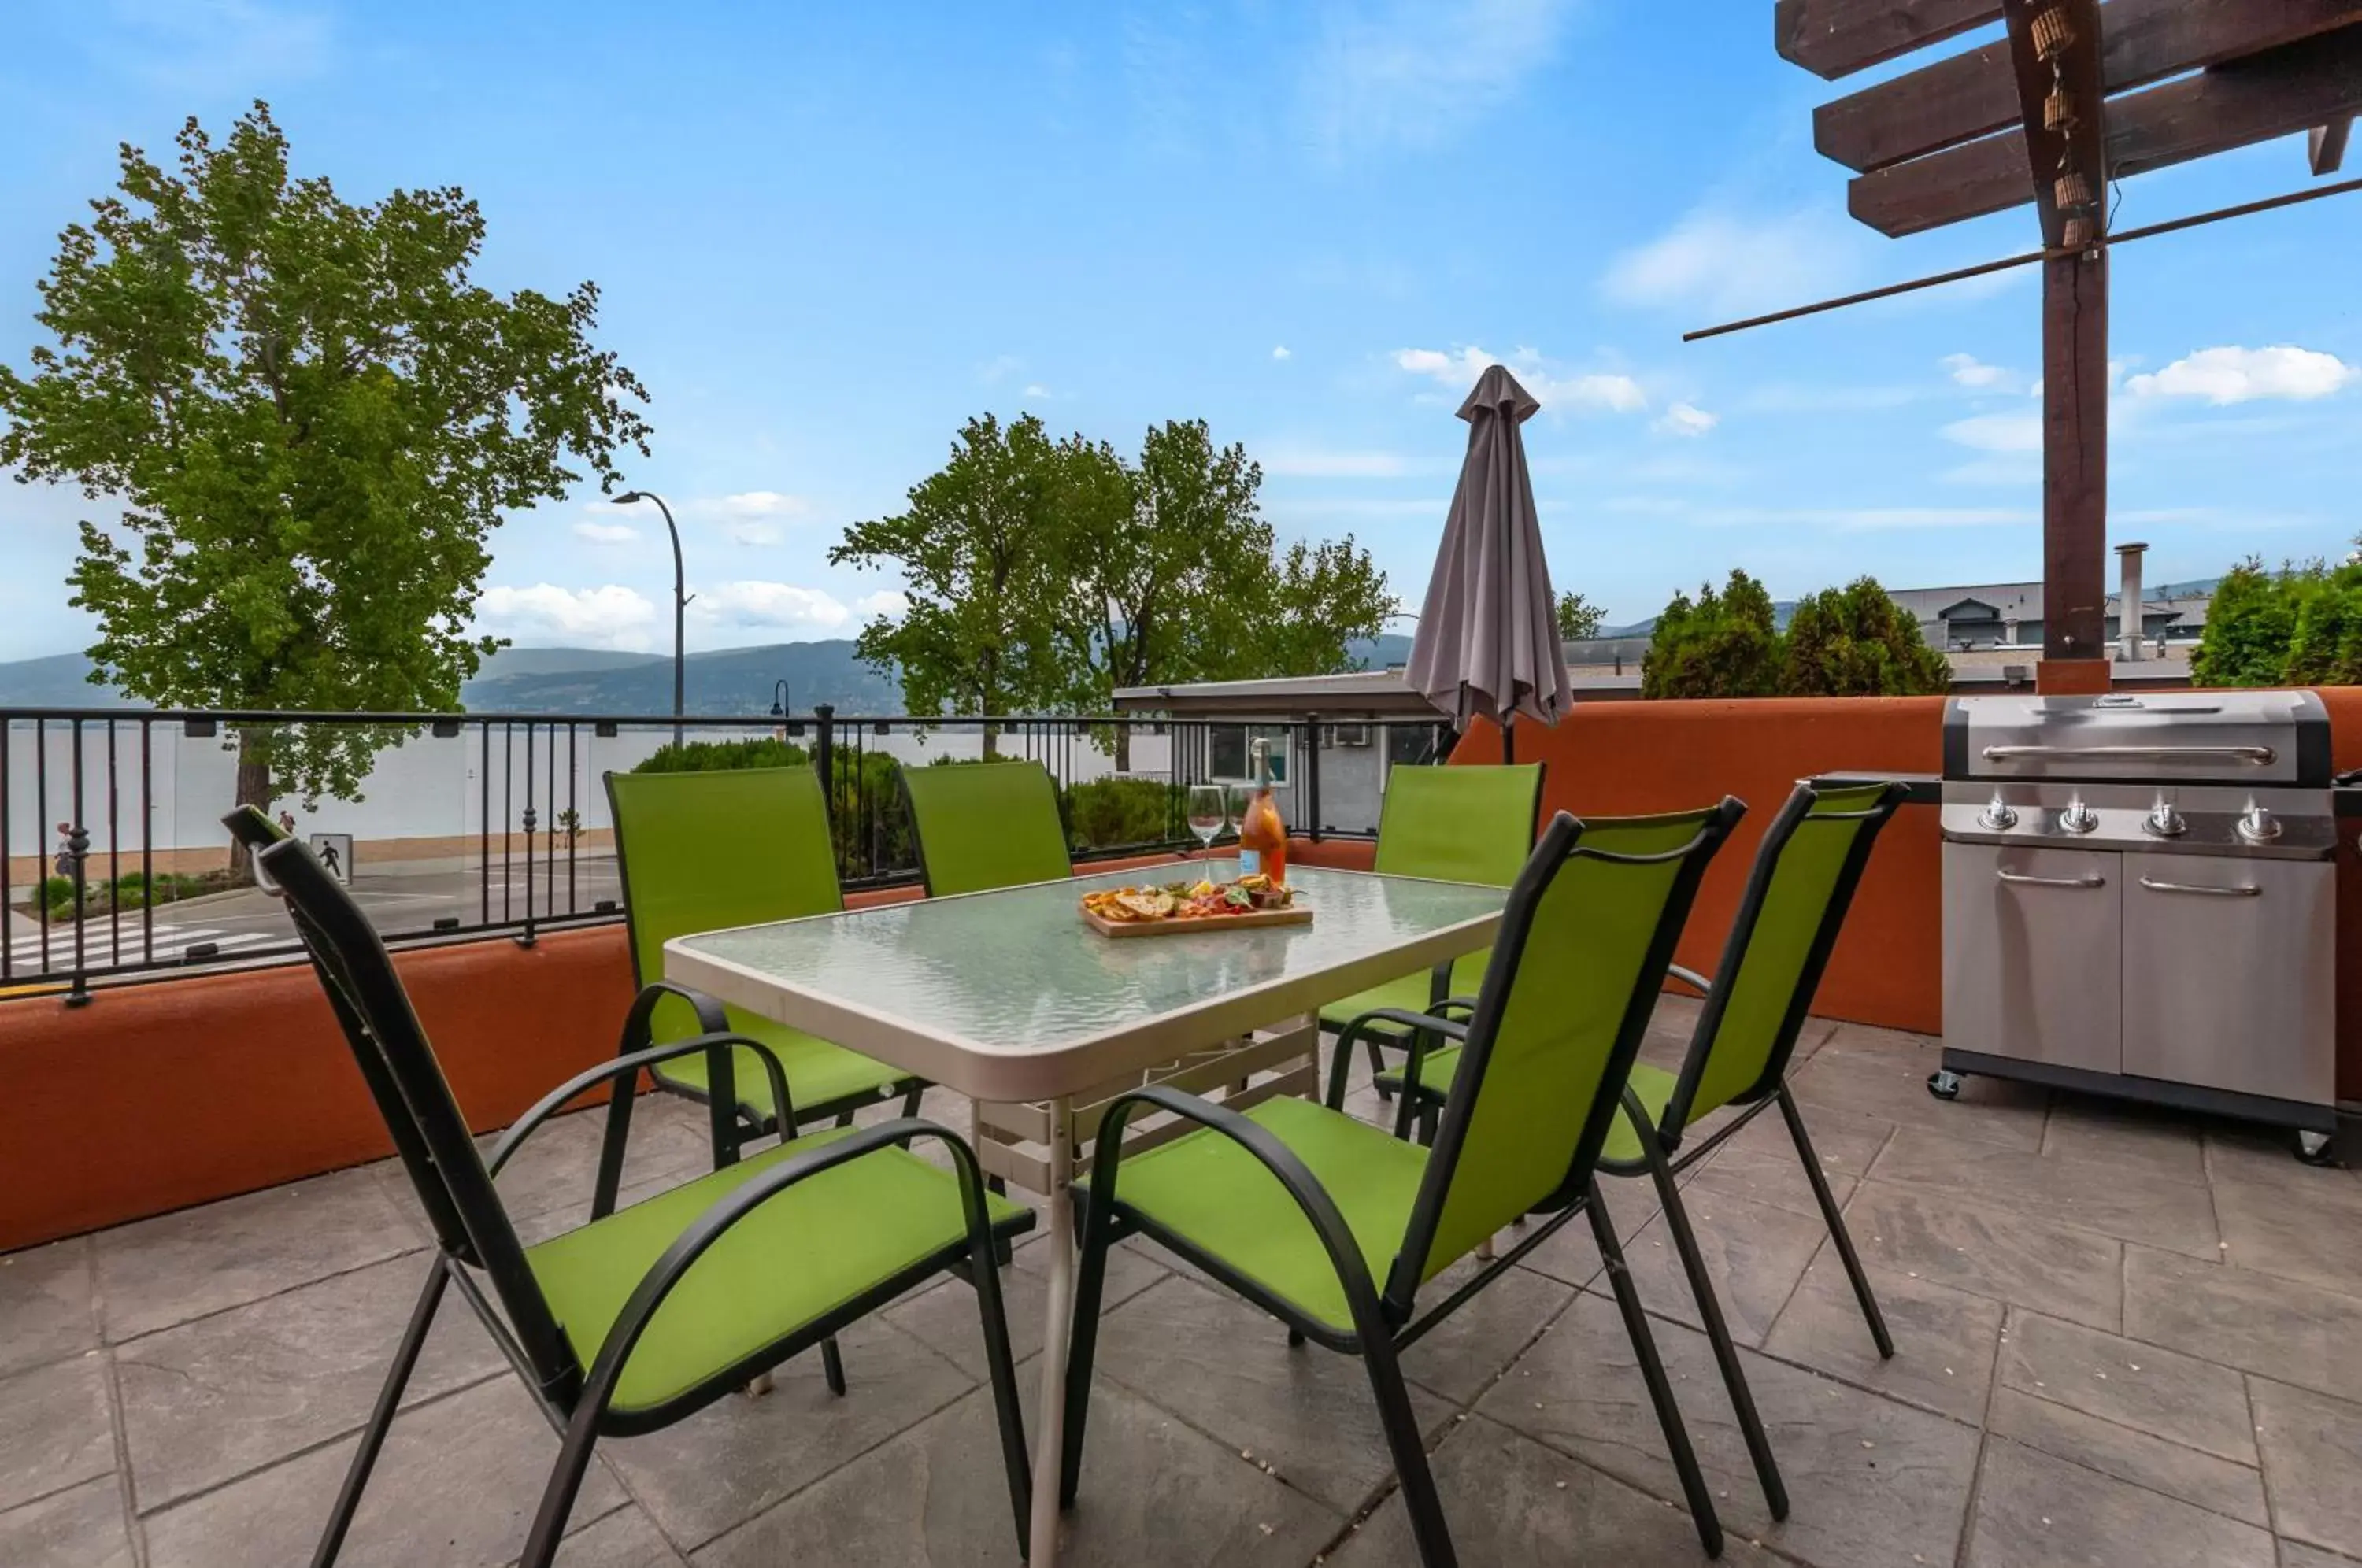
[1942, 690, 2331, 786]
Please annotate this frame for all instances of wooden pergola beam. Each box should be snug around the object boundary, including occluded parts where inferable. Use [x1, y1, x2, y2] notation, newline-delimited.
[1816, 0, 2362, 174]
[1775, 0, 2002, 80]
[2316, 116, 2355, 172]
[1849, 23, 2362, 236]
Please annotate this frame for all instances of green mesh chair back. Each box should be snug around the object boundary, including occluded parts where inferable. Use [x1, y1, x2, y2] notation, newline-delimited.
[605, 767, 844, 1035]
[900, 760, 1072, 896]
[255, 831, 579, 1395]
[1386, 799, 1742, 1306]
[1371, 763, 1543, 886]
[1661, 780, 1907, 1136]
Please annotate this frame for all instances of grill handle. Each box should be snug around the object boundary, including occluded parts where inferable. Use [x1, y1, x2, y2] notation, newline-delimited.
[1979, 744, 2276, 764]
[1995, 868, 2106, 889]
[2137, 875, 2262, 899]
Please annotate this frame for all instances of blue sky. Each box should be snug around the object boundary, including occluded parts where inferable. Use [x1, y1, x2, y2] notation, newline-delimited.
[2, 0, 2356, 660]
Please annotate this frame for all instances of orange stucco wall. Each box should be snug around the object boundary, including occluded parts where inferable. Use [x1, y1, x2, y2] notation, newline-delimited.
[1451, 698, 1946, 1037]
[0, 846, 1238, 1250]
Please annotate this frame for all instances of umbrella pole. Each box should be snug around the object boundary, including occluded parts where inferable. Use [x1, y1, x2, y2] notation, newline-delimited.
[1502, 713, 1515, 764]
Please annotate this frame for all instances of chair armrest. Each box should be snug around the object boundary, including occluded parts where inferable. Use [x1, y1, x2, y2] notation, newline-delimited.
[485, 1033, 793, 1177]
[570, 1118, 1006, 1411]
[1092, 1085, 1390, 1347]
[618, 980, 730, 1052]
[1664, 963, 1713, 997]
[1322, 1006, 1470, 1107]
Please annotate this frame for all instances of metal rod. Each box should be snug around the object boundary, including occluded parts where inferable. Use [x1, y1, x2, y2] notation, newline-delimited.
[1685, 173, 2362, 342]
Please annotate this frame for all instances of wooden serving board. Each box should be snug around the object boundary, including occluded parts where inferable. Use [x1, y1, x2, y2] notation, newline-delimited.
[1080, 904, 1314, 939]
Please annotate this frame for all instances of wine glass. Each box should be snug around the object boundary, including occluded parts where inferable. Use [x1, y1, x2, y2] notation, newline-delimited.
[1186, 783, 1227, 851]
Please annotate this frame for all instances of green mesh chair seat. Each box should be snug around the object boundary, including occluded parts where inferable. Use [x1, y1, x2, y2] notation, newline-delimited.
[1083, 1096, 1429, 1333]
[1327, 764, 1542, 1097]
[224, 812, 1038, 1567]
[530, 1125, 1031, 1412]
[647, 1013, 910, 1123]
[1380, 1048, 1676, 1165]
[900, 760, 1072, 896]
[1061, 800, 1743, 1568]
[607, 766, 925, 1150]
[1315, 956, 1487, 1032]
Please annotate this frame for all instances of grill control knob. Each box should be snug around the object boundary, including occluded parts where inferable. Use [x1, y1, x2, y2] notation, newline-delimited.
[2057, 794, 2098, 834]
[1977, 791, 2018, 830]
[2144, 794, 2186, 838]
[2237, 801, 2282, 843]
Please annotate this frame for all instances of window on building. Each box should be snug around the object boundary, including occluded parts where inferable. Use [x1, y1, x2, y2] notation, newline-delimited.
[1207, 723, 1290, 784]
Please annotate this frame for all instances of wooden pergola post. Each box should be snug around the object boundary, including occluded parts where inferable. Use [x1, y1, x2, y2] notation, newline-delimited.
[1772, 0, 2362, 697]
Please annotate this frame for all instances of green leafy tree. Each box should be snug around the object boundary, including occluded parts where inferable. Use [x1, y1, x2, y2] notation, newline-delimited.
[1783, 577, 1949, 696]
[2282, 563, 2362, 685]
[842, 414, 1393, 754]
[1555, 590, 1605, 642]
[0, 103, 650, 819]
[1641, 569, 1784, 698]
[2190, 545, 2362, 690]
[830, 413, 1077, 750]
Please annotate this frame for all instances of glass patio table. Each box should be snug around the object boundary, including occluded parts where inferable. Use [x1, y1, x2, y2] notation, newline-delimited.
[665, 856, 1505, 1566]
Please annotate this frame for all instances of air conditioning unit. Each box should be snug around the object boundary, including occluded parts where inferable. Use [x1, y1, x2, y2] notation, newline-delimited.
[1325, 723, 1372, 748]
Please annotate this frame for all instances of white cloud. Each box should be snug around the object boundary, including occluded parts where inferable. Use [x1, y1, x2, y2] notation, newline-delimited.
[1601, 205, 1861, 318]
[1023, 383, 1052, 399]
[571, 520, 638, 546]
[1304, 0, 1575, 156]
[699, 491, 809, 519]
[691, 581, 852, 636]
[2124, 346, 2356, 405]
[1653, 402, 1717, 438]
[1272, 345, 1293, 361]
[855, 590, 911, 621]
[673, 491, 812, 546]
[1391, 345, 1646, 414]
[1261, 445, 1409, 478]
[475, 584, 657, 651]
[977, 353, 1025, 385]
[1941, 411, 2044, 453]
[1942, 353, 2016, 390]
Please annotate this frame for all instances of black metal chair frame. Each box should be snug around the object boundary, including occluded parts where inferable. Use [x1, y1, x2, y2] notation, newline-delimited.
[1063, 801, 1746, 1567]
[1329, 763, 1546, 1104]
[1387, 779, 1911, 1525]
[228, 815, 1035, 1566]
[602, 771, 926, 1174]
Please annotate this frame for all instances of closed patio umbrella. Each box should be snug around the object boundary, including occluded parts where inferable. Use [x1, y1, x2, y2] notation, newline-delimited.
[1404, 364, 1573, 760]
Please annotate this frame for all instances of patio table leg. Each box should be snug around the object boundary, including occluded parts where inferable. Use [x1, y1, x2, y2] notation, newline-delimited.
[1027, 1096, 1076, 1566]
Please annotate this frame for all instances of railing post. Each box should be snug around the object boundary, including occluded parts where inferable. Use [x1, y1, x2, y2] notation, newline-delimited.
[1301, 716, 1324, 843]
[518, 802, 539, 948]
[813, 704, 835, 823]
[65, 822, 91, 1008]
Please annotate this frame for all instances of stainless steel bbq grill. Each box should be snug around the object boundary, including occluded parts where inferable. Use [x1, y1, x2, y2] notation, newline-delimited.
[1934, 690, 2338, 1159]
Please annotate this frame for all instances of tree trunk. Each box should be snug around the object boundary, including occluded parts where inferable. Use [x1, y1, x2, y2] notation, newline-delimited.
[231, 727, 276, 882]
[1113, 725, 1132, 773]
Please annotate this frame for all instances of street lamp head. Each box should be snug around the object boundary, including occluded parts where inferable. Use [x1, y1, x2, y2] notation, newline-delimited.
[612, 490, 645, 505]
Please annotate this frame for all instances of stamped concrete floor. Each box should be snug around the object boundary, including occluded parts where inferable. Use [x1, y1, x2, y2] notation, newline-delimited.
[7, 999, 2362, 1567]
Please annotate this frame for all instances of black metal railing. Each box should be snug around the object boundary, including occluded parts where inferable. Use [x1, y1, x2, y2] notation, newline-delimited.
[0, 706, 1455, 997]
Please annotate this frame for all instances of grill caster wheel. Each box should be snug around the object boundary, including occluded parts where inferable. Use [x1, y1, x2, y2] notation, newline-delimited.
[1927, 1070, 1963, 1101]
[2295, 1130, 2338, 1167]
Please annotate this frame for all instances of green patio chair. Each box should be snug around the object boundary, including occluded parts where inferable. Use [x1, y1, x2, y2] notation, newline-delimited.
[1062, 799, 1746, 1567]
[606, 767, 925, 1170]
[1381, 778, 1911, 1521]
[1317, 764, 1542, 1101]
[235, 820, 1037, 1568]
[899, 758, 1073, 895]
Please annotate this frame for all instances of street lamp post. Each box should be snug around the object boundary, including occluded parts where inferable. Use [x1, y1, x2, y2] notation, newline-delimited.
[613, 490, 689, 746]
[770, 679, 792, 741]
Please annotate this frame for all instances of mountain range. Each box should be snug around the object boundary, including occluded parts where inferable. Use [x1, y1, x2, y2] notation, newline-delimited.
[0, 633, 1420, 715]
